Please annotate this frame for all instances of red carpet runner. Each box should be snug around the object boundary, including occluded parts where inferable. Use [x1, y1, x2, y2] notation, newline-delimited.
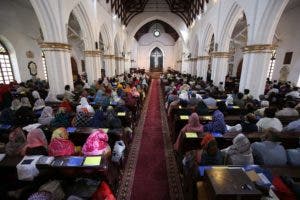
[131, 79, 170, 200]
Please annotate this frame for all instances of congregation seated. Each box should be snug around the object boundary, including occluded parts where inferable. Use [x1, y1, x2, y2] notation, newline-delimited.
[283, 118, 300, 133]
[276, 101, 299, 117]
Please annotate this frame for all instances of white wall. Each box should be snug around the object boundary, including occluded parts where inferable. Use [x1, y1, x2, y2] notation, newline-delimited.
[0, 0, 44, 82]
[272, 5, 300, 85]
[137, 33, 175, 71]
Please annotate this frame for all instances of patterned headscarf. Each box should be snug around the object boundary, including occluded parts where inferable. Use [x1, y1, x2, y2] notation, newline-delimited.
[5, 128, 27, 156]
[204, 110, 227, 133]
[82, 130, 108, 155]
[26, 128, 48, 148]
[48, 127, 74, 156]
[21, 97, 32, 107]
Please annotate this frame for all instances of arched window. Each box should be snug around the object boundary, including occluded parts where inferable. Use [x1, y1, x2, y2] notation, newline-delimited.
[0, 41, 14, 84]
[42, 51, 48, 80]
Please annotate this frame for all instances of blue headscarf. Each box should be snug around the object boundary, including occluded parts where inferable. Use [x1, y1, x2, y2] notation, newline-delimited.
[204, 110, 227, 133]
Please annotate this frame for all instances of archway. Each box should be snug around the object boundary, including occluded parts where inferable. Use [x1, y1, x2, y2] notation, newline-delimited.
[150, 47, 163, 72]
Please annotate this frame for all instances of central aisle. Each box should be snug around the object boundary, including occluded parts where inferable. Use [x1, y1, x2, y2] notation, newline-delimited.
[117, 77, 183, 200]
[131, 79, 170, 200]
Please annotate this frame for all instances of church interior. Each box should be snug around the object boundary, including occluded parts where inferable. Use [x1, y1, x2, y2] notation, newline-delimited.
[0, 0, 300, 199]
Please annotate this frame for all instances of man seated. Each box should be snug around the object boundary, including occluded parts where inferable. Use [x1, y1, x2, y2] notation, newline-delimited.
[251, 128, 287, 166]
[283, 119, 300, 133]
[256, 107, 283, 132]
[276, 101, 299, 117]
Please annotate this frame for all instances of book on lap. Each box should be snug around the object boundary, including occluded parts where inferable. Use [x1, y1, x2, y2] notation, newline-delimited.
[51, 156, 84, 167]
[83, 156, 102, 166]
[66, 157, 84, 166]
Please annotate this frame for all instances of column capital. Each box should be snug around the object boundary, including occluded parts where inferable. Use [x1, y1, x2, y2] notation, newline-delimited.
[243, 44, 277, 53]
[103, 54, 115, 59]
[40, 42, 71, 52]
[115, 56, 124, 60]
[177, 60, 182, 63]
[197, 55, 210, 60]
[84, 50, 102, 57]
[210, 52, 232, 58]
[189, 57, 198, 62]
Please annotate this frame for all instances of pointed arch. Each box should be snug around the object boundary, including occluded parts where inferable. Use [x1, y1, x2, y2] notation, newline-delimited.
[99, 23, 112, 54]
[219, 2, 245, 51]
[200, 23, 215, 55]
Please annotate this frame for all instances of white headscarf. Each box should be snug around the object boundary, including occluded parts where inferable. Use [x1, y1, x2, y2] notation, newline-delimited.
[32, 90, 41, 100]
[38, 106, 54, 125]
[11, 99, 22, 111]
[33, 99, 45, 111]
[21, 97, 32, 107]
[45, 92, 61, 102]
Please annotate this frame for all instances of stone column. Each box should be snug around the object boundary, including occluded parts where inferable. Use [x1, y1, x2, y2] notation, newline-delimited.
[190, 58, 197, 76]
[239, 44, 276, 99]
[197, 56, 210, 80]
[40, 42, 73, 94]
[177, 60, 182, 72]
[211, 52, 231, 86]
[124, 58, 130, 73]
[120, 57, 125, 75]
[103, 55, 115, 78]
[84, 50, 101, 85]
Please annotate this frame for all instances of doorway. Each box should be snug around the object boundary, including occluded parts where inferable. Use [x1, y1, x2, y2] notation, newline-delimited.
[150, 47, 163, 72]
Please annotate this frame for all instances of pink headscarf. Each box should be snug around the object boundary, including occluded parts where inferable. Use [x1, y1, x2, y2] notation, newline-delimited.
[26, 128, 48, 148]
[82, 130, 108, 156]
[174, 113, 203, 151]
[182, 113, 203, 133]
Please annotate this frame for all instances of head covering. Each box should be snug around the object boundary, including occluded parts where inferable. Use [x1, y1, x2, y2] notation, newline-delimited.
[201, 134, 215, 148]
[82, 130, 109, 155]
[48, 128, 74, 156]
[33, 99, 45, 110]
[28, 191, 52, 200]
[26, 128, 48, 148]
[50, 111, 69, 128]
[10, 99, 21, 111]
[228, 134, 251, 155]
[196, 101, 209, 115]
[204, 110, 227, 133]
[21, 97, 32, 107]
[5, 128, 27, 156]
[183, 113, 203, 132]
[261, 100, 269, 107]
[80, 97, 89, 107]
[45, 92, 60, 102]
[51, 127, 68, 140]
[74, 111, 92, 127]
[38, 106, 54, 125]
[59, 99, 73, 112]
[32, 90, 41, 99]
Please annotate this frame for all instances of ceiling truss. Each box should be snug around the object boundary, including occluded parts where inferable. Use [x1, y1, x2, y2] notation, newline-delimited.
[108, 0, 209, 26]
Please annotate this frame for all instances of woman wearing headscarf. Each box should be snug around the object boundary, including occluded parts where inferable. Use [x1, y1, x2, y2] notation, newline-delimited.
[198, 134, 223, 165]
[25, 128, 48, 155]
[32, 90, 41, 100]
[104, 106, 122, 129]
[204, 109, 227, 134]
[38, 106, 54, 126]
[33, 98, 46, 118]
[20, 97, 32, 108]
[174, 113, 203, 151]
[73, 110, 93, 127]
[221, 134, 254, 165]
[0, 99, 21, 125]
[76, 97, 95, 114]
[45, 92, 61, 103]
[48, 128, 75, 156]
[5, 128, 27, 156]
[91, 109, 106, 128]
[82, 129, 111, 156]
[59, 98, 73, 113]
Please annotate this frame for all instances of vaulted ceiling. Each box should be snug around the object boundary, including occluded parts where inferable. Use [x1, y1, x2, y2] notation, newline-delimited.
[107, 0, 209, 26]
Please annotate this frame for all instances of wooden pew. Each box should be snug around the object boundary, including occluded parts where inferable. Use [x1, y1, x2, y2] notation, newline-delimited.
[178, 131, 300, 154]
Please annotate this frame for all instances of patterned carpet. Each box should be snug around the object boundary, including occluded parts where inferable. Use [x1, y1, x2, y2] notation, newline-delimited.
[117, 79, 183, 200]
